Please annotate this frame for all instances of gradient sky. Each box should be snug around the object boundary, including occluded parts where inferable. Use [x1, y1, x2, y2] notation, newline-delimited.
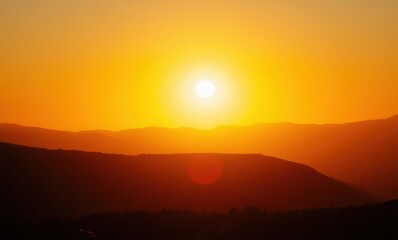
[1, 0, 397, 130]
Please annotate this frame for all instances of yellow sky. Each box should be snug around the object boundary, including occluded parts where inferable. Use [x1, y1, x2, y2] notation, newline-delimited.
[1, 0, 397, 130]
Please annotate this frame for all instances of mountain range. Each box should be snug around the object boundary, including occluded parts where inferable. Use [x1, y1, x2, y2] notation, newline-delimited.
[0, 142, 373, 220]
[1, 115, 397, 200]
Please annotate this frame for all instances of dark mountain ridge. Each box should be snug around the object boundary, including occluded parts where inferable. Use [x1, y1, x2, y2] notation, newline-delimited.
[0, 142, 373, 220]
[1, 115, 397, 200]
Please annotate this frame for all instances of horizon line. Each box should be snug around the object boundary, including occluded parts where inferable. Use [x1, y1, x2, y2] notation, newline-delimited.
[1, 114, 397, 133]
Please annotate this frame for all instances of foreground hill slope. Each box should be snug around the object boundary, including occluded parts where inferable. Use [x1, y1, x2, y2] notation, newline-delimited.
[4, 200, 397, 240]
[0, 142, 373, 220]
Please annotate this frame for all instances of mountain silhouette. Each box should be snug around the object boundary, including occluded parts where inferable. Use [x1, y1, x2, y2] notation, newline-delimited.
[1, 115, 397, 200]
[0, 142, 373, 220]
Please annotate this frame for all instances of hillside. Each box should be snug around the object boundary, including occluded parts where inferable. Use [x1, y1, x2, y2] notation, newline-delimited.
[0, 142, 373, 220]
[4, 200, 397, 240]
[0, 115, 397, 200]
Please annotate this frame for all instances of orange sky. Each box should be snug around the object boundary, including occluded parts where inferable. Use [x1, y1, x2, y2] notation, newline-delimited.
[1, 0, 397, 131]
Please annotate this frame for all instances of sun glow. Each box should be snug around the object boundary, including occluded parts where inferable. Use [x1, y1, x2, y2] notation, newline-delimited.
[169, 66, 247, 129]
[195, 80, 216, 99]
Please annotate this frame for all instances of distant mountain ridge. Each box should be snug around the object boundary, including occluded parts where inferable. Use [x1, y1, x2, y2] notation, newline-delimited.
[0, 142, 374, 220]
[0, 115, 397, 200]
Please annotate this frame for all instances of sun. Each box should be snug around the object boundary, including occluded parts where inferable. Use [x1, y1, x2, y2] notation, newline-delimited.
[195, 80, 216, 99]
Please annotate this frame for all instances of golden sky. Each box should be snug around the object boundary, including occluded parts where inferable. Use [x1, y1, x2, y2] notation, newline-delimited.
[1, 0, 397, 130]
